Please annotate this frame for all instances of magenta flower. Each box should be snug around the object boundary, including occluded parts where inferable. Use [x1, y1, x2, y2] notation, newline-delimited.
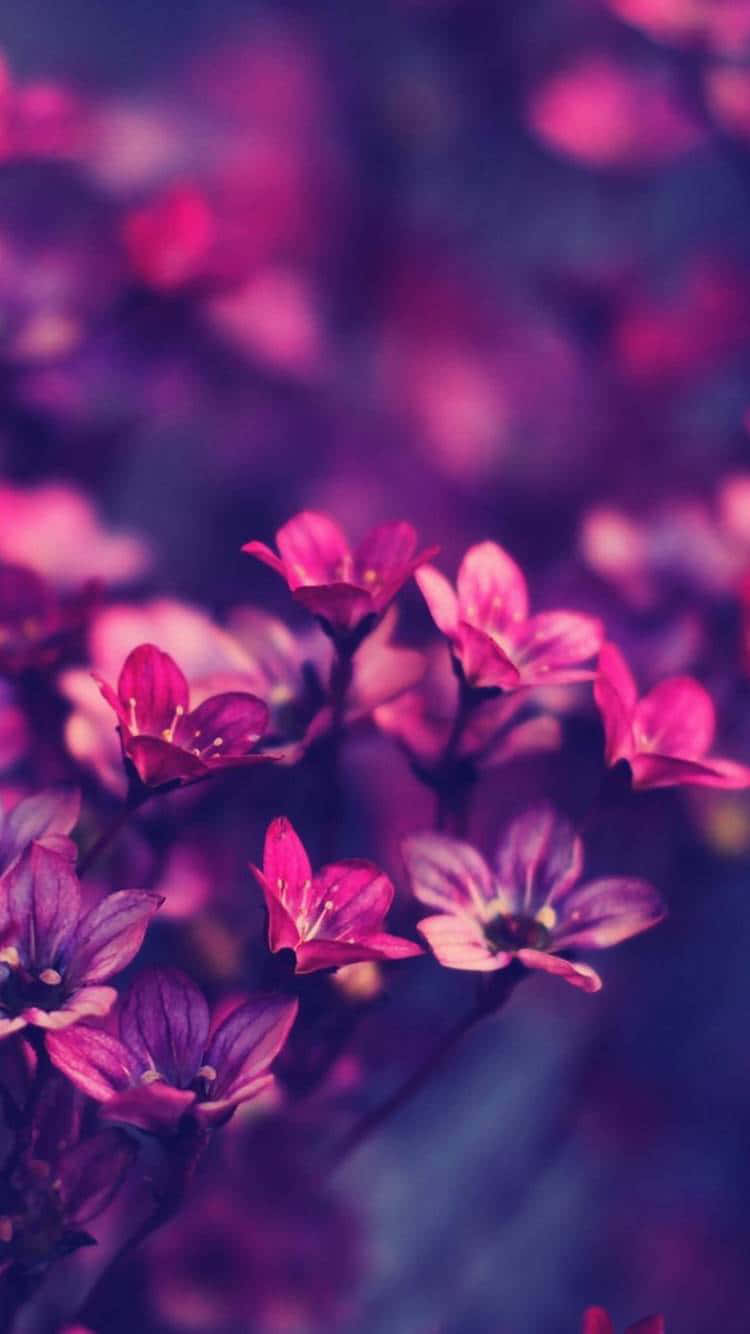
[47, 967, 298, 1131]
[583, 1309, 665, 1334]
[404, 806, 665, 992]
[0, 843, 161, 1039]
[0, 787, 80, 874]
[0, 563, 94, 675]
[595, 641, 750, 790]
[415, 541, 603, 690]
[243, 511, 438, 637]
[96, 642, 270, 788]
[251, 817, 423, 973]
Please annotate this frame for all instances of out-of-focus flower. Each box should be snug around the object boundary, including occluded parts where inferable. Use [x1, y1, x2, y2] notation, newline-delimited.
[251, 816, 422, 973]
[0, 565, 95, 675]
[244, 511, 438, 638]
[205, 267, 327, 379]
[582, 1308, 665, 1334]
[96, 642, 270, 788]
[404, 805, 665, 990]
[0, 842, 161, 1040]
[47, 966, 298, 1132]
[123, 184, 217, 291]
[607, 0, 750, 56]
[595, 642, 750, 789]
[0, 788, 79, 873]
[374, 643, 561, 771]
[0, 50, 84, 162]
[416, 541, 602, 690]
[526, 55, 704, 168]
[0, 482, 151, 589]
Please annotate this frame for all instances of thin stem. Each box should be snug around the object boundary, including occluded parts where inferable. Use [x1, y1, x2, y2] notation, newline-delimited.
[78, 795, 146, 877]
[318, 640, 355, 862]
[434, 674, 483, 835]
[335, 964, 524, 1164]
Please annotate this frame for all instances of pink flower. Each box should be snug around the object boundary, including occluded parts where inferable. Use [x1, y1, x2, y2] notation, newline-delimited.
[416, 541, 603, 690]
[0, 843, 161, 1041]
[122, 184, 217, 291]
[583, 1308, 665, 1334]
[243, 511, 438, 637]
[404, 805, 665, 991]
[96, 642, 270, 789]
[595, 642, 750, 789]
[47, 967, 298, 1132]
[251, 817, 422, 973]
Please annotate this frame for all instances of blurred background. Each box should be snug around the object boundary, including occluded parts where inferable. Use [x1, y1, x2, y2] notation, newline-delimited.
[2, 1, 750, 1331]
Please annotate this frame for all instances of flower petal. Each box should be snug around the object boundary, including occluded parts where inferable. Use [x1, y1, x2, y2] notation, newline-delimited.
[552, 877, 666, 949]
[513, 611, 603, 685]
[295, 931, 422, 973]
[275, 511, 352, 588]
[259, 816, 313, 925]
[58, 1129, 136, 1224]
[2, 843, 81, 968]
[3, 788, 80, 862]
[205, 993, 298, 1105]
[456, 622, 521, 689]
[176, 691, 268, 757]
[26, 985, 117, 1029]
[516, 949, 602, 992]
[354, 521, 436, 609]
[402, 832, 495, 916]
[415, 564, 460, 637]
[241, 539, 287, 577]
[594, 642, 638, 765]
[292, 583, 374, 632]
[309, 860, 394, 941]
[124, 735, 207, 786]
[495, 805, 583, 914]
[117, 643, 189, 734]
[46, 1025, 134, 1100]
[418, 913, 507, 971]
[66, 890, 162, 985]
[120, 967, 210, 1088]
[456, 541, 529, 633]
[634, 676, 715, 758]
[629, 751, 750, 790]
[102, 1083, 197, 1133]
[582, 1311, 615, 1334]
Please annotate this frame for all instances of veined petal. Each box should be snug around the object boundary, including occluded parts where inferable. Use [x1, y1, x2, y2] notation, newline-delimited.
[176, 691, 268, 757]
[250, 866, 301, 953]
[26, 985, 117, 1029]
[292, 582, 373, 631]
[634, 676, 715, 758]
[516, 949, 602, 992]
[3, 789, 80, 858]
[294, 931, 421, 973]
[456, 622, 520, 689]
[514, 611, 603, 683]
[120, 967, 209, 1088]
[414, 565, 460, 637]
[117, 643, 189, 734]
[595, 642, 638, 765]
[456, 541, 529, 633]
[260, 816, 313, 918]
[67, 891, 162, 985]
[275, 511, 352, 588]
[3, 843, 81, 968]
[402, 832, 495, 916]
[206, 993, 298, 1103]
[552, 876, 666, 949]
[418, 913, 507, 971]
[195, 1074, 274, 1126]
[46, 1025, 134, 1101]
[495, 805, 583, 914]
[309, 860, 394, 941]
[125, 735, 207, 786]
[630, 751, 750, 790]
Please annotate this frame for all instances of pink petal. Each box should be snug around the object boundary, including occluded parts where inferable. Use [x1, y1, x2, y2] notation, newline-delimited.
[125, 735, 207, 786]
[456, 541, 529, 633]
[294, 938, 396, 972]
[175, 691, 268, 757]
[310, 860, 395, 941]
[46, 1025, 134, 1100]
[354, 521, 436, 609]
[261, 816, 313, 908]
[415, 564, 461, 638]
[402, 832, 495, 915]
[456, 622, 520, 689]
[627, 1319, 666, 1334]
[241, 540, 288, 578]
[117, 643, 189, 734]
[582, 1311, 615, 1334]
[516, 949, 602, 992]
[418, 913, 507, 971]
[26, 985, 117, 1029]
[120, 967, 210, 1088]
[630, 751, 750, 791]
[2, 843, 81, 968]
[250, 867, 301, 953]
[205, 993, 298, 1103]
[67, 890, 162, 985]
[102, 1083, 197, 1133]
[495, 805, 584, 914]
[634, 676, 715, 758]
[275, 511, 352, 588]
[292, 582, 374, 632]
[513, 611, 603, 685]
[552, 876, 666, 949]
[195, 1074, 274, 1126]
[355, 931, 423, 960]
[594, 642, 638, 765]
[0, 1015, 28, 1038]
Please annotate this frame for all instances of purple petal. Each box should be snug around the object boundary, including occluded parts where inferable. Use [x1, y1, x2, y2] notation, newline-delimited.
[552, 876, 666, 950]
[309, 860, 395, 942]
[417, 913, 507, 971]
[117, 643, 189, 734]
[58, 1129, 136, 1224]
[66, 890, 162, 985]
[206, 993, 298, 1104]
[175, 691, 268, 759]
[102, 1083, 197, 1133]
[513, 611, 603, 685]
[295, 933, 421, 973]
[515, 948, 602, 992]
[2, 788, 80, 866]
[46, 1025, 134, 1100]
[2, 843, 81, 968]
[495, 805, 583, 914]
[25, 985, 117, 1030]
[402, 832, 494, 916]
[195, 1074, 274, 1126]
[120, 966, 209, 1087]
[292, 583, 374, 632]
[125, 734, 207, 786]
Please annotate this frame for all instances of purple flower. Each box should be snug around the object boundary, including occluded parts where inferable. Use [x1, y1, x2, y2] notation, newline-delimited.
[96, 641, 270, 788]
[404, 805, 665, 992]
[251, 816, 423, 973]
[243, 510, 438, 637]
[0, 788, 80, 875]
[415, 541, 603, 690]
[0, 843, 161, 1041]
[47, 966, 298, 1131]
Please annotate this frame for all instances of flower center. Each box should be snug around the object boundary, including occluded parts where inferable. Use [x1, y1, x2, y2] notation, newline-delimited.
[0, 961, 64, 1016]
[483, 913, 551, 952]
